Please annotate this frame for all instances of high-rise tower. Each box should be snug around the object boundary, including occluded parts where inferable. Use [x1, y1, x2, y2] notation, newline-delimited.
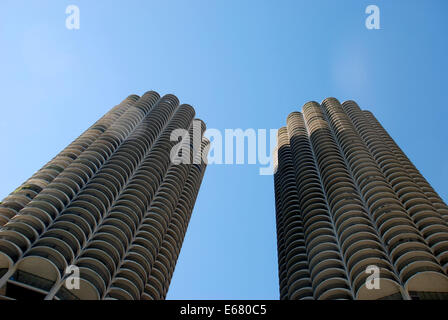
[0, 91, 209, 300]
[274, 98, 448, 300]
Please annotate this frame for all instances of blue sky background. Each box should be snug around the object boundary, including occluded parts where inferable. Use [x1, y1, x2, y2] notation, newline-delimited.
[0, 0, 447, 299]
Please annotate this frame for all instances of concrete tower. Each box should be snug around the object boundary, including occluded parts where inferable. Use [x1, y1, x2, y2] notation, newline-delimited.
[0, 91, 209, 300]
[274, 98, 448, 300]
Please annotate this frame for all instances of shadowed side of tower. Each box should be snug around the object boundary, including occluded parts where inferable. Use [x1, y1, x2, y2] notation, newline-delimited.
[274, 98, 448, 300]
[0, 91, 209, 300]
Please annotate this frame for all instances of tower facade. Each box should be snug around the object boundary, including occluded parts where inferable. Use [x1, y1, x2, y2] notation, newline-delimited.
[0, 91, 209, 300]
[274, 98, 448, 300]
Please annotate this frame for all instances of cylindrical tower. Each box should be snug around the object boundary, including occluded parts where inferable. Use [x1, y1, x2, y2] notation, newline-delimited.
[274, 98, 448, 300]
[0, 91, 209, 300]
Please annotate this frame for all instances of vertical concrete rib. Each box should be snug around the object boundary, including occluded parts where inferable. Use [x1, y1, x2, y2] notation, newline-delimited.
[0, 91, 208, 300]
[0, 95, 140, 226]
[286, 111, 352, 300]
[274, 127, 313, 300]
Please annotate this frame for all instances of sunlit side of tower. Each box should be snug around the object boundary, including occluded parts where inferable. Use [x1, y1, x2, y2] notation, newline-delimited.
[0, 91, 209, 300]
[274, 98, 448, 300]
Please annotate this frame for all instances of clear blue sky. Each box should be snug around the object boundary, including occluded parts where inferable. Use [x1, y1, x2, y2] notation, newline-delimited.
[0, 0, 447, 299]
